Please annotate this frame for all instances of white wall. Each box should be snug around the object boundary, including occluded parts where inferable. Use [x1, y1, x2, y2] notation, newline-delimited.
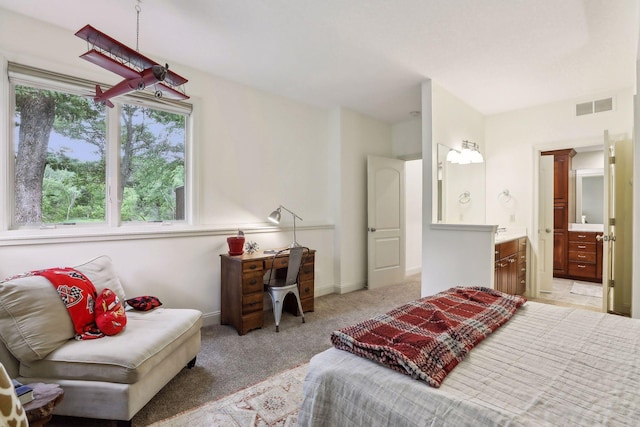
[405, 159, 422, 275]
[484, 88, 633, 229]
[0, 9, 392, 324]
[330, 108, 393, 293]
[392, 117, 421, 159]
[422, 81, 495, 298]
[391, 118, 422, 276]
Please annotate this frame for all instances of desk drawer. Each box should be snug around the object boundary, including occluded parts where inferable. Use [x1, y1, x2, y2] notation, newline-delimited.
[299, 267, 314, 282]
[241, 312, 263, 334]
[301, 296, 314, 313]
[243, 260, 263, 273]
[242, 271, 264, 294]
[299, 280, 314, 299]
[265, 257, 289, 270]
[242, 293, 263, 314]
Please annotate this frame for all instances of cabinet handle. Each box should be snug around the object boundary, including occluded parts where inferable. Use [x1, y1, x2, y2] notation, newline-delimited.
[520, 280, 525, 284]
[578, 265, 586, 269]
[521, 268, 526, 272]
[578, 245, 586, 249]
[305, 287, 310, 292]
[577, 255, 586, 259]
[495, 250, 499, 255]
[249, 264, 257, 270]
[578, 234, 586, 238]
[249, 279, 257, 285]
[509, 258, 516, 263]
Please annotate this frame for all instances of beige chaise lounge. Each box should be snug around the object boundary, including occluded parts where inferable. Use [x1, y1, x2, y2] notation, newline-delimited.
[0, 256, 202, 426]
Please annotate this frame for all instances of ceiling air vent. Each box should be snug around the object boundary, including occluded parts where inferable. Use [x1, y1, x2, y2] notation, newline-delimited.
[576, 97, 613, 116]
[576, 102, 593, 116]
[594, 97, 613, 113]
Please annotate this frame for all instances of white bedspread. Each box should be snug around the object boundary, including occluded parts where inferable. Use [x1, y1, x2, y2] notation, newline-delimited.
[298, 301, 640, 426]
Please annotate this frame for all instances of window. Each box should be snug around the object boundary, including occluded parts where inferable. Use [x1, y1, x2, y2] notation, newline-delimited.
[8, 63, 191, 230]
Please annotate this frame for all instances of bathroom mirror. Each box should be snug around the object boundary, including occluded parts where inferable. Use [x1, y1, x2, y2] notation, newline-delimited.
[575, 168, 604, 224]
[436, 143, 486, 224]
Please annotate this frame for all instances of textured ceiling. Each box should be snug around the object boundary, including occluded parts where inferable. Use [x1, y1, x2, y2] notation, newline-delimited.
[0, 0, 637, 123]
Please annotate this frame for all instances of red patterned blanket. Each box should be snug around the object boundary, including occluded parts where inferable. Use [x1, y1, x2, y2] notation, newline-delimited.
[35, 268, 103, 340]
[331, 286, 526, 387]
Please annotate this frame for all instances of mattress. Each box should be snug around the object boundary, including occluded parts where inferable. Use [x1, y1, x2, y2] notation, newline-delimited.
[298, 301, 640, 426]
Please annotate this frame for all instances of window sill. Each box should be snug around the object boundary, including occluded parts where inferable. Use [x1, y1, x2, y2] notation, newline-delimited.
[0, 223, 334, 246]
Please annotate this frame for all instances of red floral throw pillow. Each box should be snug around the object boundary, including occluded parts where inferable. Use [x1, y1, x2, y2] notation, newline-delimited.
[125, 296, 162, 311]
[95, 288, 127, 336]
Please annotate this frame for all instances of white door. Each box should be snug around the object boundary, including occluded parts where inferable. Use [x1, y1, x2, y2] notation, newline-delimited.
[603, 133, 633, 315]
[538, 154, 554, 293]
[367, 155, 405, 289]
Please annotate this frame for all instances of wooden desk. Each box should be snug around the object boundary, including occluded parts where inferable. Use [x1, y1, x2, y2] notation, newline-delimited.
[220, 249, 315, 335]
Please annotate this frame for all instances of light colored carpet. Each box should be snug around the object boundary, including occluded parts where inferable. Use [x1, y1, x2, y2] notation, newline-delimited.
[48, 275, 421, 426]
[150, 364, 308, 427]
[570, 281, 602, 297]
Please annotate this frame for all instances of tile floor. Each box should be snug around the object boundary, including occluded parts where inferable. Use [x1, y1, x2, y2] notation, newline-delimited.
[530, 277, 603, 312]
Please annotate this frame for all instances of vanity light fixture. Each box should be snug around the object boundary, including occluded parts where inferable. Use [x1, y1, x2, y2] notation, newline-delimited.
[447, 140, 484, 164]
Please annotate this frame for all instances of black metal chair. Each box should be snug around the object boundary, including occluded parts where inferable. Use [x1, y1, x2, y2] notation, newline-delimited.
[263, 246, 308, 332]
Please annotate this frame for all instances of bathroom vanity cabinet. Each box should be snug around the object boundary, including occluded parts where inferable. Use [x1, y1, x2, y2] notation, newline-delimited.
[567, 231, 603, 283]
[495, 237, 527, 295]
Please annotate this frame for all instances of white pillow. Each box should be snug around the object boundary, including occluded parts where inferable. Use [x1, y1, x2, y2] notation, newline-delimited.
[0, 274, 74, 362]
[0, 255, 127, 362]
[74, 255, 127, 303]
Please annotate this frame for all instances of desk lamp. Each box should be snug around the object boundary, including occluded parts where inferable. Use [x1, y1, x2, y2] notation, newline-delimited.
[268, 205, 303, 248]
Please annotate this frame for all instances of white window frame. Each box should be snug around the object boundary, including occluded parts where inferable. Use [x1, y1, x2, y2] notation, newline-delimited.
[2, 62, 197, 236]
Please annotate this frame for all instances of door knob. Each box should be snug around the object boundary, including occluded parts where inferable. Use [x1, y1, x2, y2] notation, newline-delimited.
[368, 227, 377, 232]
[545, 228, 552, 233]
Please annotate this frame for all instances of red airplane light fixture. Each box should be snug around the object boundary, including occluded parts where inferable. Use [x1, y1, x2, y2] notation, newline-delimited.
[75, 24, 189, 107]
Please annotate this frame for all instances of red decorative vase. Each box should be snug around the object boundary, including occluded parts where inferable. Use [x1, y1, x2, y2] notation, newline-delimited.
[227, 236, 245, 256]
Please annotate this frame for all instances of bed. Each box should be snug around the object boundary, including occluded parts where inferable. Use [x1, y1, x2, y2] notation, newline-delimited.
[298, 295, 640, 426]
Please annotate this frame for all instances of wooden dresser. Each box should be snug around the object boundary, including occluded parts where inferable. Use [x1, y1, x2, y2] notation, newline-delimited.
[495, 237, 527, 295]
[567, 231, 603, 283]
[220, 249, 315, 335]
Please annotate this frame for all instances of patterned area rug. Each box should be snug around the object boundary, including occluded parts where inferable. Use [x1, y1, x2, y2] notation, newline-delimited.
[570, 281, 602, 297]
[150, 364, 308, 427]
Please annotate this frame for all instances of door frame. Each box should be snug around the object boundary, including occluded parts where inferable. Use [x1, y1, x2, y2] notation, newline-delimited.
[530, 136, 605, 300]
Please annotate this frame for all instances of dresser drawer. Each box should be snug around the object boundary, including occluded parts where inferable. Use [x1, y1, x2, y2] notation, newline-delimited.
[242, 293, 263, 314]
[568, 261, 597, 278]
[568, 231, 597, 242]
[568, 250, 596, 263]
[568, 241, 595, 253]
